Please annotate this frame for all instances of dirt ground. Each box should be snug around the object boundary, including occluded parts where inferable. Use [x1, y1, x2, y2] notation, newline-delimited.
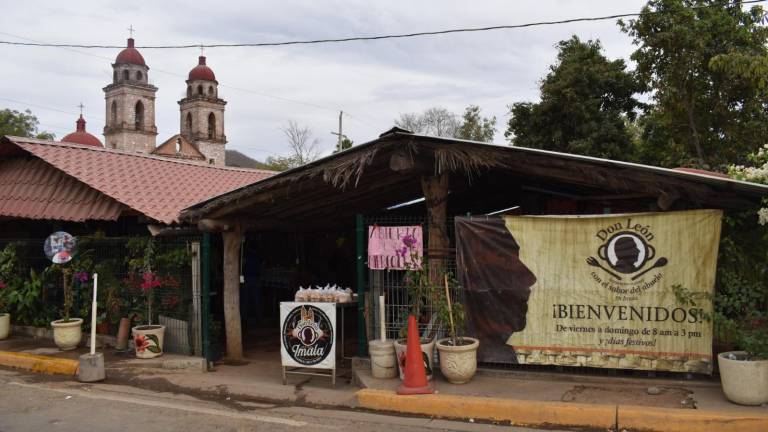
[561, 384, 695, 409]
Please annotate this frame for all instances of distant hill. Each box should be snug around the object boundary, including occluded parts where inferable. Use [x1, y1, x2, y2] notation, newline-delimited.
[225, 149, 271, 170]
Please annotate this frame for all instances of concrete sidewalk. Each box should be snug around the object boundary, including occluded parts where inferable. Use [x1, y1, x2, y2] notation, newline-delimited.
[353, 360, 768, 431]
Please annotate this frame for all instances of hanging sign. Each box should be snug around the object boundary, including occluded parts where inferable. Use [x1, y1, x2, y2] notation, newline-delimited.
[280, 302, 336, 369]
[43, 231, 76, 264]
[367, 225, 423, 270]
[455, 209, 721, 374]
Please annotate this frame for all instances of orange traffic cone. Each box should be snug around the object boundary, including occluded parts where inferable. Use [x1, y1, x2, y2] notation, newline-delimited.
[396, 315, 434, 395]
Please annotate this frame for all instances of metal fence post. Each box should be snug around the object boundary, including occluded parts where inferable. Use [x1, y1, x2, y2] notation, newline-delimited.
[356, 214, 367, 356]
[201, 232, 211, 364]
[190, 241, 202, 357]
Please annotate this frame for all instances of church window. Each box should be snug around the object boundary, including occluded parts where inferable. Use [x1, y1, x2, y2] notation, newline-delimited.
[185, 113, 192, 135]
[187, 86, 192, 97]
[123, 70, 129, 81]
[197, 85, 203, 95]
[113, 71, 117, 83]
[136, 71, 143, 81]
[135, 101, 144, 129]
[111, 101, 117, 126]
[207, 113, 216, 139]
[208, 86, 214, 96]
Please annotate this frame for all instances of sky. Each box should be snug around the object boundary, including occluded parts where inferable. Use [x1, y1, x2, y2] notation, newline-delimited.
[0, 0, 647, 162]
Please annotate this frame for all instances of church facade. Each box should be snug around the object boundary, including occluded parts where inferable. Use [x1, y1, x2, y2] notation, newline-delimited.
[62, 37, 228, 166]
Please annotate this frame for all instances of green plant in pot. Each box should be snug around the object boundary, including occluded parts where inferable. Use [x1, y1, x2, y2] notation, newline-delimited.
[130, 238, 165, 359]
[393, 233, 437, 380]
[0, 243, 18, 340]
[675, 279, 768, 406]
[435, 273, 479, 384]
[50, 268, 84, 351]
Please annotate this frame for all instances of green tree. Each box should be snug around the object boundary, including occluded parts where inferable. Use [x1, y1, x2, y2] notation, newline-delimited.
[333, 136, 353, 154]
[456, 105, 496, 142]
[0, 108, 55, 140]
[620, 0, 768, 169]
[505, 36, 643, 160]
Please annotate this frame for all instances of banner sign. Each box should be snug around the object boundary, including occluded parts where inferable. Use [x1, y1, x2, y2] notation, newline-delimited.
[367, 225, 423, 270]
[455, 210, 722, 373]
[280, 302, 336, 369]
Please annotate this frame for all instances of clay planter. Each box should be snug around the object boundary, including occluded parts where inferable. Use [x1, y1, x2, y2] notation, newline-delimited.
[0, 313, 9, 340]
[51, 318, 83, 350]
[437, 337, 480, 384]
[718, 351, 768, 405]
[394, 337, 436, 380]
[132, 325, 165, 359]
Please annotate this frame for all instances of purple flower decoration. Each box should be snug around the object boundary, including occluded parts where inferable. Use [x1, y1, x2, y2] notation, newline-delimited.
[75, 271, 89, 283]
[402, 234, 417, 249]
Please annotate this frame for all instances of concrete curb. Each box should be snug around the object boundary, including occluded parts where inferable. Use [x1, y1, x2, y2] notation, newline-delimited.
[356, 389, 616, 429]
[0, 351, 79, 376]
[618, 405, 768, 432]
[356, 389, 768, 432]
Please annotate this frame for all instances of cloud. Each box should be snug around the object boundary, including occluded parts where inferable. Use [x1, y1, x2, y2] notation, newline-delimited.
[0, 0, 647, 156]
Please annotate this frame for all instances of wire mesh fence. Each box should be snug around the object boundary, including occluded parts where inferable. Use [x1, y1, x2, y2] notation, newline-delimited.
[365, 215, 461, 346]
[0, 235, 201, 355]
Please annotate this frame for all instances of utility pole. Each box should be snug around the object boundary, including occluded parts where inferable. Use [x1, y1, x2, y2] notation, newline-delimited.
[331, 111, 346, 152]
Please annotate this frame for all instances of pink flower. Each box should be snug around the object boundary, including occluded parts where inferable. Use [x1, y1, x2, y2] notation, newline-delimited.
[134, 334, 150, 353]
[140, 272, 161, 293]
[0, 281, 6, 290]
[402, 234, 417, 249]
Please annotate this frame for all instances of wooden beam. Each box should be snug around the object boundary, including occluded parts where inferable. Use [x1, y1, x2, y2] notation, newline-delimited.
[222, 223, 244, 361]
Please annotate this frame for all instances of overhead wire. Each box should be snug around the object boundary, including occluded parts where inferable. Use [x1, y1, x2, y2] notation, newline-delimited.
[0, 0, 764, 49]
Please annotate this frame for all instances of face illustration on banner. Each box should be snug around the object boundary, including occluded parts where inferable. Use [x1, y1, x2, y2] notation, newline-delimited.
[282, 305, 334, 366]
[590, 218, 669, 287]
[456, 217, 537, 362]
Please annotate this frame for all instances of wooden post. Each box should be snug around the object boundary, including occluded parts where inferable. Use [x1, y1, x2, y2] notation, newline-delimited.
[222, 224, 244, 361]
[421, 172, 449, 282]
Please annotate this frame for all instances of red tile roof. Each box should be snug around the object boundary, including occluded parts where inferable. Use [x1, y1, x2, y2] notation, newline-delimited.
[0, 157, 125, 222]
[1, 136, 274, 224]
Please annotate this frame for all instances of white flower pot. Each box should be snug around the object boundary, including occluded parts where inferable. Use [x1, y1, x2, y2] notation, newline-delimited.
[0, 313, 9, 340]
[718, 351, 768, 405]
[51, 318, 83, 351]
[394, 337, 436, 380]
[437, 337, 480, 384]
[132, 325, 165, 359]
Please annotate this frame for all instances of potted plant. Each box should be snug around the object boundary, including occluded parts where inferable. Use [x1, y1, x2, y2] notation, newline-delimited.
[0, 280, 9, 340]
[0, 244, 18, 340]
[675, 281, 768, 406]
[394, 233, 437, 380]
[130, 239, 165, 359]
[435, 274, 479, 384]
[51, 268, 83, 350]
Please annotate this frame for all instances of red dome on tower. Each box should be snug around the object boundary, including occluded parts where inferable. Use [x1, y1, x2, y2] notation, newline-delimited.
[61, 115, 103, 147]
[188, 56, 216, 81]
[115, 38, 146, 66]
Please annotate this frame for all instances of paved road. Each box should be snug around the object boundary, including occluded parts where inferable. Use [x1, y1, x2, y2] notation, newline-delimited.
[0, 370, 566, 432]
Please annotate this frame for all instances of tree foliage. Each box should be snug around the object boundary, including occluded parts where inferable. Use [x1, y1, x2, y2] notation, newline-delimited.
[505, 36, 643, 160]
[0, 108, 55, 140]
[455, 105, 496, 142]
[395, 107, 460, 138]
[395, 105, 496, 142]
[620, 0, 768, 169]
[264, 120, 321, 171]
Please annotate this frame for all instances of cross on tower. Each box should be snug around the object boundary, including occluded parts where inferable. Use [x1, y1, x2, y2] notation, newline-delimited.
[77, 103, 84, 115]
[200, 44, 205, 56]
[127, 25, 135, 38]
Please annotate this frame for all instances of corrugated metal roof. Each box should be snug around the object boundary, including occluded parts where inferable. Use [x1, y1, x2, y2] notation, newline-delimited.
[1, 136, 275, 224]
